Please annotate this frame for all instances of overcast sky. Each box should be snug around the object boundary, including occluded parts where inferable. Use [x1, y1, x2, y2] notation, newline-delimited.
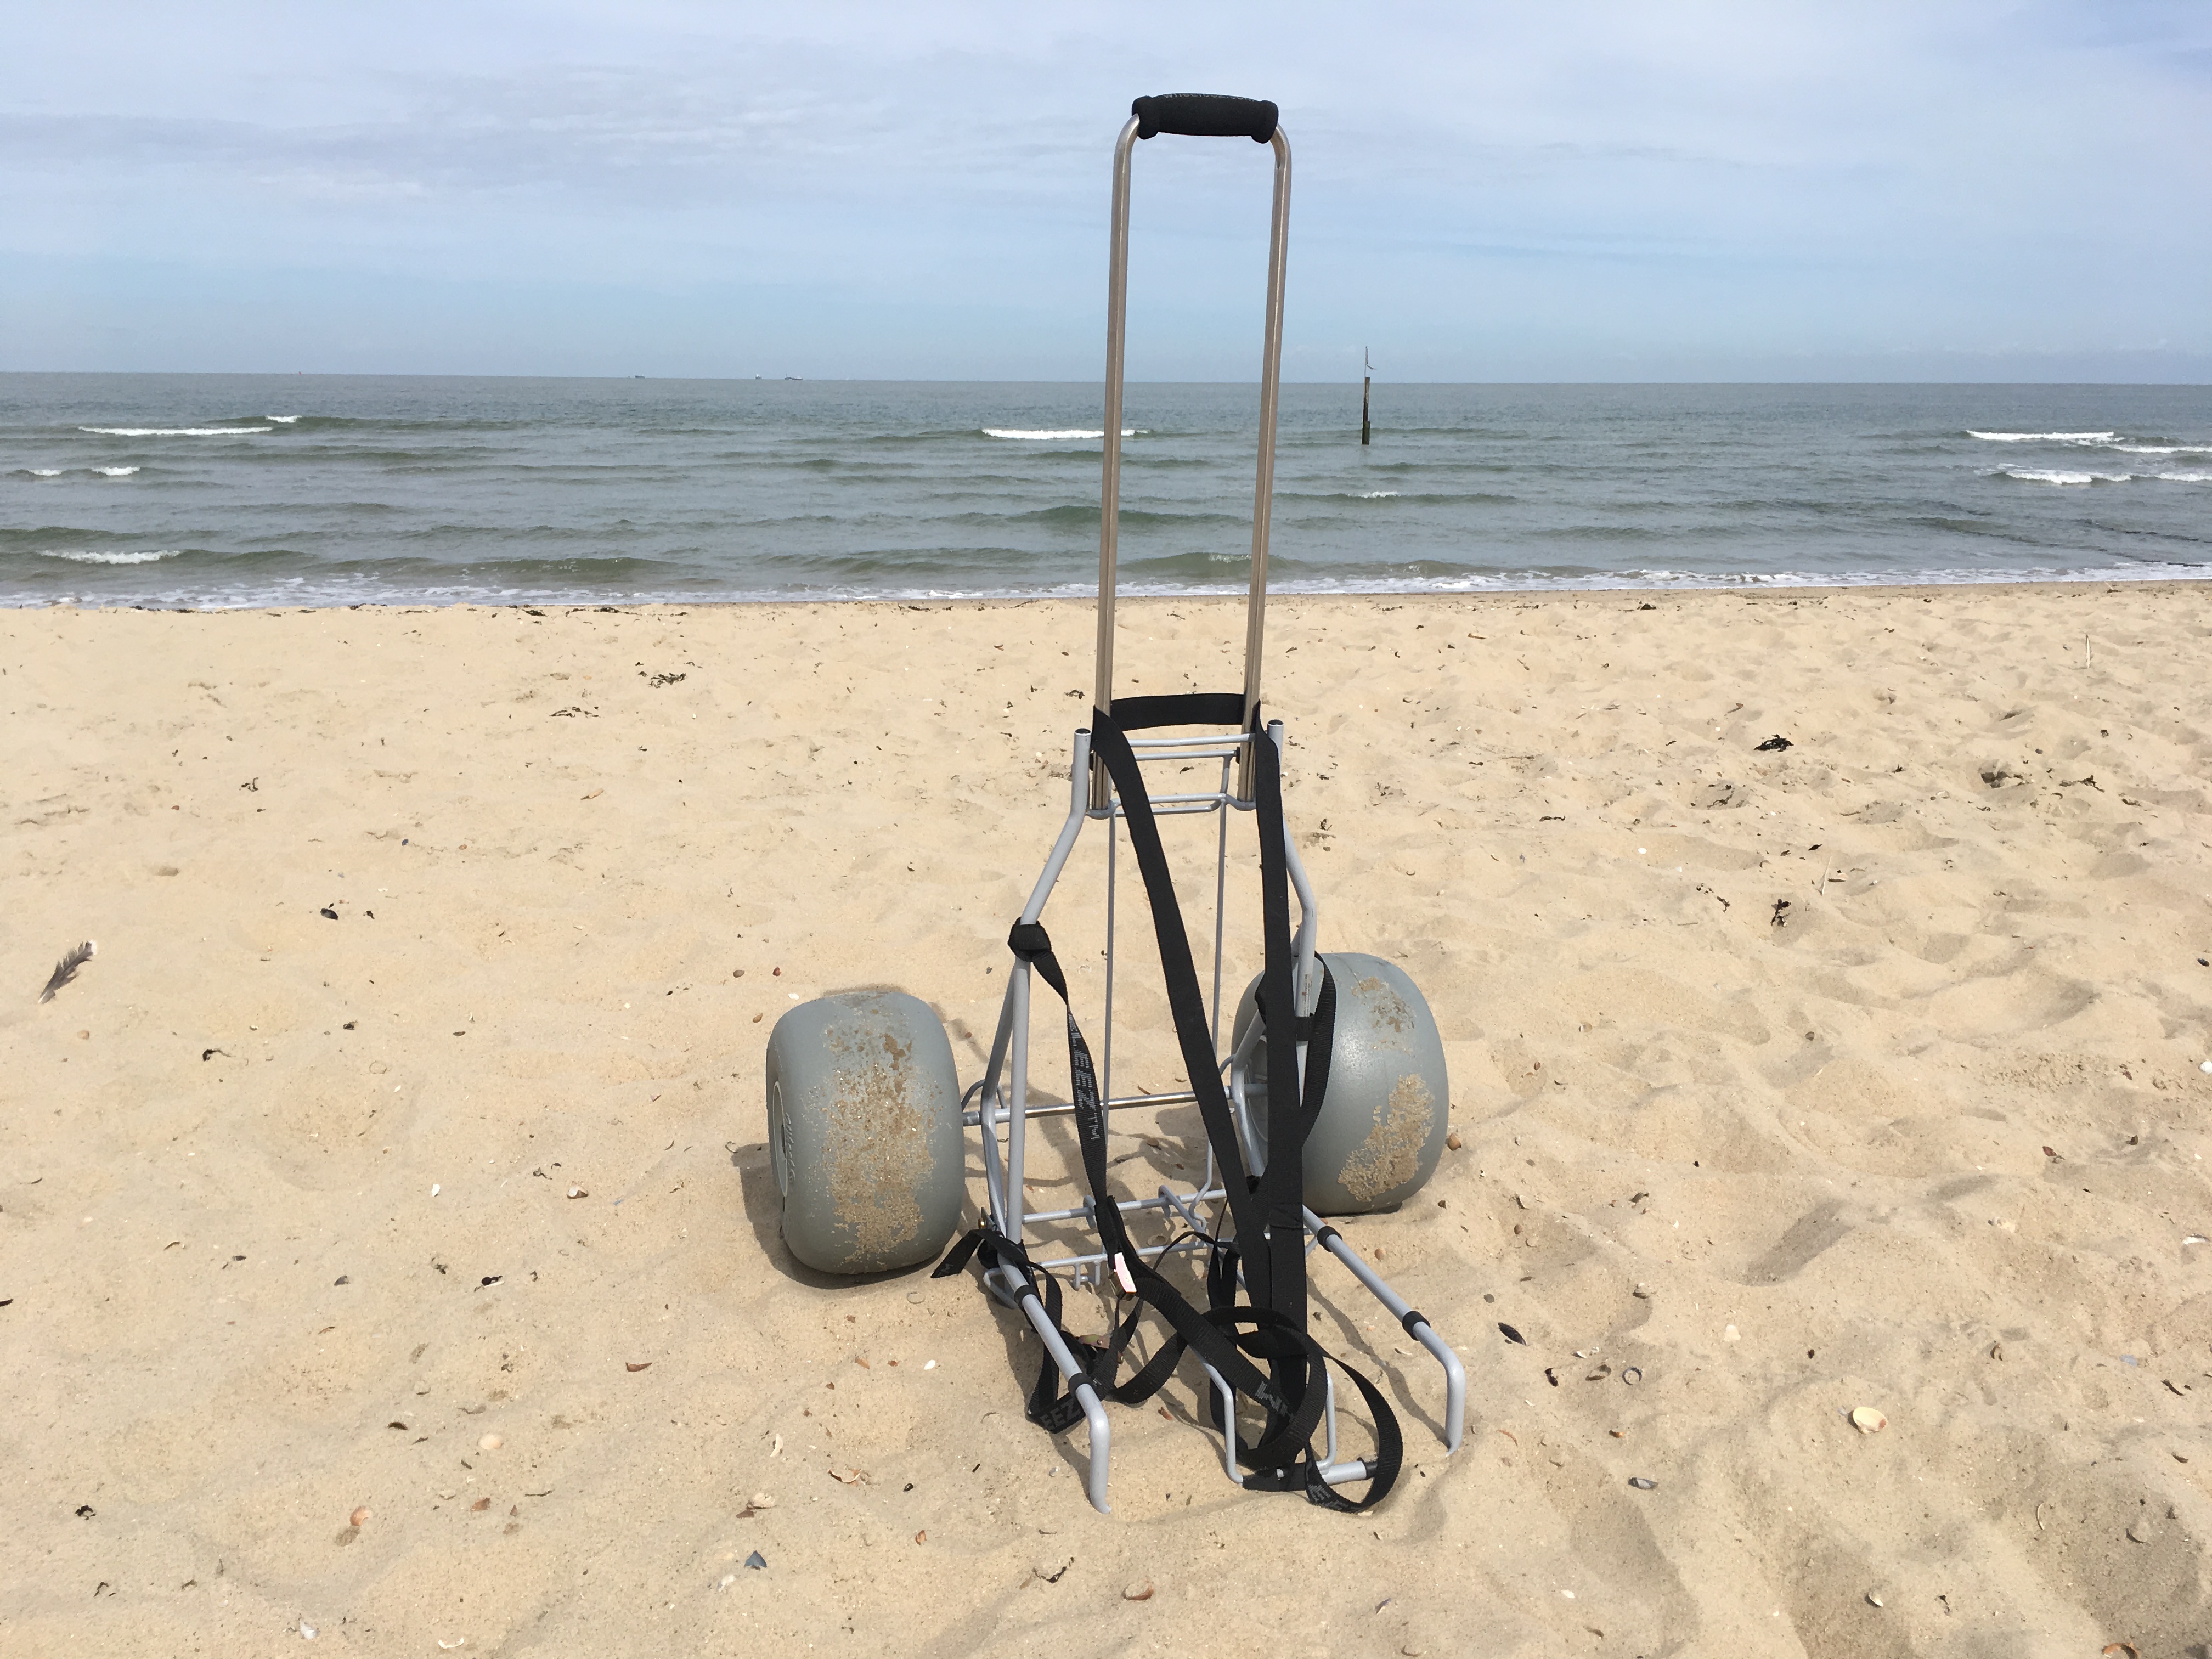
[4, 1, 2207, 381]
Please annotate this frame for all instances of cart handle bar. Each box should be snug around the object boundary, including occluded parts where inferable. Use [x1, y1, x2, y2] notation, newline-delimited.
[1132, 94, 1278, 143]
[1094, 98, 1291, 807]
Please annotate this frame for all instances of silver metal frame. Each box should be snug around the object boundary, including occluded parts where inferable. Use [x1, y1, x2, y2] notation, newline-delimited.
[1094, 115, 1291, 808]
[952, 113, 1463, 1515]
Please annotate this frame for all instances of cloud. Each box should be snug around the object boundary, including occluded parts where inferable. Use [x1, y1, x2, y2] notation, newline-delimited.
[2, 1, 2207, 376]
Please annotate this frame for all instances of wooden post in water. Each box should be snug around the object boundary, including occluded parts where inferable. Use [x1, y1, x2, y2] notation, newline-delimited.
[1360, 346, 1372, 445]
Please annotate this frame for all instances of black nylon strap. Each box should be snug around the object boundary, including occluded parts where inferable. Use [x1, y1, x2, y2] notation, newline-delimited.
[1003, 919, 1293, 1433]
[931, 1223, 1077, 1427]
[1082, 713, 1269, 1269]
[1238, 718, 1346, 1462]
[1249, 716, 1305, 1323]
[1301, 1350, 1404, 1513]
[1207, 1237, 1241, 1313]
[1400, 1309, 1430, 1336]
[932, 1220, 1153, 1435]
[1187, 1306, 1330, 1477]
[1023, 1256, 1092, 1431]
[1005, 921, 1137, 1265]
[1097, 692, 1247, 732]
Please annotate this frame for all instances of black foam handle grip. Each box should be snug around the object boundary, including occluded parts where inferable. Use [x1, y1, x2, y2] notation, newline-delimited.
[1131, 94, 1278, 143]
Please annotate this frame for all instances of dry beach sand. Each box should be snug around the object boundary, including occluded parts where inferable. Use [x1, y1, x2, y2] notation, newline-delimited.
[5, 584, 2211, 1657]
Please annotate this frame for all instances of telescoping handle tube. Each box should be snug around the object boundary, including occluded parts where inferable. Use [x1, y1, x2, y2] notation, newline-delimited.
[1093, 95, 1292, 809]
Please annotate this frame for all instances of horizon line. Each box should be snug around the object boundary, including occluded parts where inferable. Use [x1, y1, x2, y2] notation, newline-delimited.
[3, 370, 2208, 389]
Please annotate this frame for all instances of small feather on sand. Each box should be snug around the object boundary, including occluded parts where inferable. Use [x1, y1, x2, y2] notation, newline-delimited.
[38, 941, 95, 1005]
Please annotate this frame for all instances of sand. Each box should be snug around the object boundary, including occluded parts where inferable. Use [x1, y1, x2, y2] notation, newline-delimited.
[4, 583, 2210, 1657]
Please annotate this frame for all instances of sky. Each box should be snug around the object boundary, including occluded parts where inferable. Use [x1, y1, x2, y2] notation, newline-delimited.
[3, 1, 2208, 381]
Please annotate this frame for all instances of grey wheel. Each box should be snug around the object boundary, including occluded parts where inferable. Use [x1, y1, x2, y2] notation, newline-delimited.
[1230, 953, 1449, 1215]
[765, 990, 964, 1274]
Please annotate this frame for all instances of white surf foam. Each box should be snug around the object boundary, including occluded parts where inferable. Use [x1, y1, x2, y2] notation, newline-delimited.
[1999, 467, 2129, 486]
[97, 465, 140, 477]
[29, 467, 63, 477]
[2157, 471, 2211, 483]
[37, 549, 184, 565]
[1968, 430, 2114, 443]
[981, 428, 1137, 440]
[77, 425, 270, 436]
[1357, 490, 1400, 499]
[2113, 442, 2212, 455]
[266, 415, 302, 424]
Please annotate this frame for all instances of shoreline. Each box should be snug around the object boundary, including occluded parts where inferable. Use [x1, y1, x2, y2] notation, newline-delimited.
[10, 567, 2212, 614]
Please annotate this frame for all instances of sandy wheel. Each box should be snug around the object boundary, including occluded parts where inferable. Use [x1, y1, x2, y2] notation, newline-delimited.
[1231, 952, 1450, 1215]
[765, 990, 964, 1274]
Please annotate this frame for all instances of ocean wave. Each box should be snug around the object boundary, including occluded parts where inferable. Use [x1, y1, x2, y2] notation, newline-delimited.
[1998, 467, 2130, 486]
[8, 381, 2208, 608]
[27, 468, 63, 477]
[96, 465, 140, 477]
[77, 425, 271, 436]
[1284, 489, 1515, 511]
[985, 504, 1243, 530]
[36, 549, 184, 565]
[981, 428, 1138, 441]
[1967, 430, 2114, 443]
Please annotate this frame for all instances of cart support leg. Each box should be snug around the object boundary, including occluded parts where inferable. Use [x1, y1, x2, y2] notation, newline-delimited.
[1008, 1276, 1113, 1514]
[1306, 1206, 1465, 1454]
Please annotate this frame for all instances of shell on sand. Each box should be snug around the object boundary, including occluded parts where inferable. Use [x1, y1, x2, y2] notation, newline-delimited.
[1850, 1407, 1887, 1435]
[478, 1432, 503, 1451]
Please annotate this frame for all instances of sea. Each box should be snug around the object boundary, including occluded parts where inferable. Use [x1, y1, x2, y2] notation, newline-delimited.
[3, 375, 2207, 609]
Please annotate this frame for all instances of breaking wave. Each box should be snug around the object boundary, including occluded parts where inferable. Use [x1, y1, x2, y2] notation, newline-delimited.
[981, 428, 1139, 441]
[77, 425, 271, 436]
[36, 549, 185, 565]
[1998, 468, 2131, 486]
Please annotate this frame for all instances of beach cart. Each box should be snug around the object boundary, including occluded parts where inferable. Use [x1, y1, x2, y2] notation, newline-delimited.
[766, 94, 1464, 1514]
